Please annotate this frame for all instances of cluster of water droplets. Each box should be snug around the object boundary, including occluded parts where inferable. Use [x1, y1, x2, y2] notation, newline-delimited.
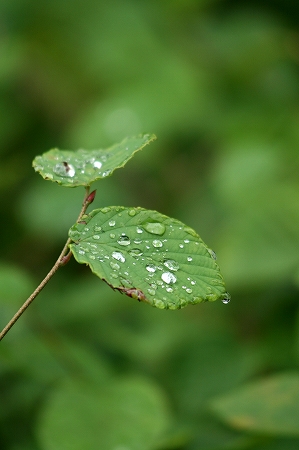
[34, 149, 115, 185]
[34, 134, 156, 185]
[69, 207, 230, 309]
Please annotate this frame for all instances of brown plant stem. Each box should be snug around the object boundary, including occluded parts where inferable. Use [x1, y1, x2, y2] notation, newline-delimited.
[0, 187, 96, 341]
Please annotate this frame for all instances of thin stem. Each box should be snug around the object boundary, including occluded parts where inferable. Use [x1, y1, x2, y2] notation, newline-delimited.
[0, 187, 95, 341]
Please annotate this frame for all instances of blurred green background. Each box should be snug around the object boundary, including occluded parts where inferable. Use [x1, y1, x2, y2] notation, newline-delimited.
[1, 0, 299, 449]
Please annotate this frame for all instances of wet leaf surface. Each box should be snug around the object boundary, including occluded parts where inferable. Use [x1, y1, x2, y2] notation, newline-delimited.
[69, 207, 229, 309]
[32, 134, 156, 187]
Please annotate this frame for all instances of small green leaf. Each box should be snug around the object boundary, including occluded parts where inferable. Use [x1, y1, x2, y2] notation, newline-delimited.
[37, 376, 171, 450]
[69, 207, 229, 309]
[32, 133, 156, 187]
[210, 372, 299, 437]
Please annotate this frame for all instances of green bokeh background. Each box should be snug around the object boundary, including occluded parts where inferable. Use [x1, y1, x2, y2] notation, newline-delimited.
[1, 1, 299, 449]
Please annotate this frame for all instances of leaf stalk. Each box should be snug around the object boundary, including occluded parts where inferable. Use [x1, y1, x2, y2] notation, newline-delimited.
[0, 187, 95, 341]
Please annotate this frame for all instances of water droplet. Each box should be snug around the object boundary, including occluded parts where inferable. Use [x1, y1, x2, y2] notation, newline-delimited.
[53, 162, 76, 178]
[110, 233, 115, 239]
[161, 272, 177, 284]
[89, 255, 96, 260]
[109, 220, 116, 227]
[208, 248, 217, 260]
[93, 235, 100, 240]
[187, 256, 193, 262]
[147, 288, 156, 296]
[78, 249, 85, 255]
[93, 160, 102, 169]
[186, 288, 192, 294]
[101, 207, 111, 213]
[146, 264, 156, 273]
[154, 299, 165, 309]
[166, 287, 173, 293]
[102, 170, 112, 177]
[94, 226, 102, 232]
[179, 244, 184, 249]
[222, 293, 231, 304]
[110, 261, 120, 270]
[112, 251, 126, 263]
[136, 227, 143, 234]
[119, 276, 131, 287]
[184, 239, 190, 244]
[129, 248, 143, 257]
[153, 240, 163, 248]
[117, 235, 130, 246]
[128, 209, 136, 217]
[110, 273, 118, 279]
[191, 280, 196, 285]
[142, 220, 166, 236]
[164, 259, 180, 271]
[100, 153, 110, 162]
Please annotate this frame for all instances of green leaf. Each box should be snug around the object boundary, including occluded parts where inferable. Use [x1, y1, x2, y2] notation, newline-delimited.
[36, 376, 171, 450]
[210, 372, 299, 437]
[32, 133, 156, 187]
[68, 207, 229, 309]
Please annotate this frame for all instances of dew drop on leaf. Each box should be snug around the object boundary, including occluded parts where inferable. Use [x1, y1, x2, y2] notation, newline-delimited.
[129, 248, 143, 257]
[93, 235, 100, 240]
[142, 220, 166, 236]
[163, 260, 180, 271]
[128, 209, 136, 217]
[146, 264, 156, 273]
[117, 235, 131, 246]
[53, 162, 76, 178]
[109, 220, 116, 227]
[147, 288, 156, 296]
[154, 299, 166, 309]
[101, 207, 111, 213]
[222, 293, 231, 304]
[161, 272, 177, 284]
[111, 251, 126, 263]
[208, 248, 217, 260]
[110, 261, 120, 270]
[153, 240, 163, 248]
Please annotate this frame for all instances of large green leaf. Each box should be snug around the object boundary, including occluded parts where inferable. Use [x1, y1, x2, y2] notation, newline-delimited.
[68, 207, 229, 309]
[32, 133, 156, 187]
[210, 372, 299, 437]
[37, 376, 171, 450]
